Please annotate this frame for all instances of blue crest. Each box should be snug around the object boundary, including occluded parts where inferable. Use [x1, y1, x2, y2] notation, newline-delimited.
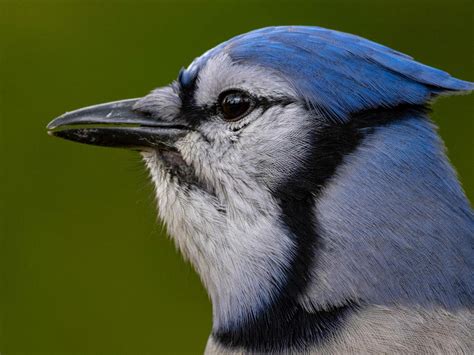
[183, 26, 473, 122]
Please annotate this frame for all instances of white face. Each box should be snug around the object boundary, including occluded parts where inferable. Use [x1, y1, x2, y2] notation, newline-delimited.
[135, 53, 320, 329]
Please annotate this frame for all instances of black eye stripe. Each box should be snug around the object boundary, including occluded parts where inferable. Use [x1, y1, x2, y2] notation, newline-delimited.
[212, 92, 296, 118]
[190, 93, 297, 123]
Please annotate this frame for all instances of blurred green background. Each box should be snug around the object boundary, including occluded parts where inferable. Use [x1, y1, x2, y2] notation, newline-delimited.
[0, 0, 472, 353]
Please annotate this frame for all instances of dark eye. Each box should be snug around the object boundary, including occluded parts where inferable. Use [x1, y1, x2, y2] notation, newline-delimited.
[218, 90, 253, 121]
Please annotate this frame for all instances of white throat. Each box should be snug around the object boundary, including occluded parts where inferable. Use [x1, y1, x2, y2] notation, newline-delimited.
[142, 151, 296, 330]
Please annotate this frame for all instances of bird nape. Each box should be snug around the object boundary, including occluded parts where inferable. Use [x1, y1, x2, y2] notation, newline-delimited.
[47, 26, 473, 354]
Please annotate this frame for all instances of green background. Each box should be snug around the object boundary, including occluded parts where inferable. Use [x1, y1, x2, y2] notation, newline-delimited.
[1, 0, 472, 353]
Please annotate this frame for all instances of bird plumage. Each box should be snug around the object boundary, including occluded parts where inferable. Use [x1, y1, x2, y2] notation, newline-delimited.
[47, 26, 473, 353]
[183, 26, 474, 122]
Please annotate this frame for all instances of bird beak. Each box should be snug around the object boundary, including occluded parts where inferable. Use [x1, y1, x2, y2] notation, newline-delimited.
[46, 98, 189, 150]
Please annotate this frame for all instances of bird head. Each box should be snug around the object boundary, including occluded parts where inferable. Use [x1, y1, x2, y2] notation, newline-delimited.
[47, 26, 473, 349]
[47, 49, 322, 330]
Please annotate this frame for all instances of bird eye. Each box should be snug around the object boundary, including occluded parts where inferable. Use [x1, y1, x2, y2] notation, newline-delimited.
[218, 90, 253, 121]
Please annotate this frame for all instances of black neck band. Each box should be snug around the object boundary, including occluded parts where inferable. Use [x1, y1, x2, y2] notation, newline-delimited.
[213, 105, 428, 352]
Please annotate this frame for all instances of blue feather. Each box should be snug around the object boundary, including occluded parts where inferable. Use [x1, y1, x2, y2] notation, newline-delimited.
[184, 26, 473, 122]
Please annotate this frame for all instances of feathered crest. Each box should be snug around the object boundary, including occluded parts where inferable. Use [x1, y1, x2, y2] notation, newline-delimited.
[181, 26, 473, 122]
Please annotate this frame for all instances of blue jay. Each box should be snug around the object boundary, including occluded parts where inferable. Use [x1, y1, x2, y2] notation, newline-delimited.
[47, 26, 473, 353]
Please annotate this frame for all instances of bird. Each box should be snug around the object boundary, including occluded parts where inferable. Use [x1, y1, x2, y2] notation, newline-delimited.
[47, 26, 473, 353]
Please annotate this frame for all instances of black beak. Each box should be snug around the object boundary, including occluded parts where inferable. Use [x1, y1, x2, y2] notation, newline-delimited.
[46, 98, 188, 149]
